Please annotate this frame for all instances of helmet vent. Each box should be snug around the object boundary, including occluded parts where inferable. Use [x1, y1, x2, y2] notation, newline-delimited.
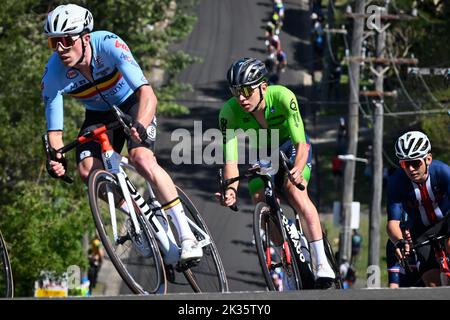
[53, 14, 60, 31]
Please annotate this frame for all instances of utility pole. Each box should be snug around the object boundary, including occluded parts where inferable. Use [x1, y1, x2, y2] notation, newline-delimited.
[356, 1, 418, 286]
[367, 1, 389, 286]
[339, 0, 365, 265]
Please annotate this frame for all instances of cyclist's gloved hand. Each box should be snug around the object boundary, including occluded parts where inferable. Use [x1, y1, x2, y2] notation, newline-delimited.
[394, 239, 410, 260]
[130, 120, 150, 146]
[46, 151, 68, 179]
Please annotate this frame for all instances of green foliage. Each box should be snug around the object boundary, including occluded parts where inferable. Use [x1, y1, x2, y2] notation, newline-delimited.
[1, 183, 92, 296]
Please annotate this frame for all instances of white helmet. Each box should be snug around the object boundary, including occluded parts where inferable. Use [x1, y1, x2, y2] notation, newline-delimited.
[395, 131, 431, 160]
[44, 4, 93, 37]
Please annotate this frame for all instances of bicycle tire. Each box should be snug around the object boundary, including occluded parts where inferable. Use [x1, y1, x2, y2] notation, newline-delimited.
[88, 169, 166, 295]
[323, 232, 343, 289]
[0, 230, 13, 298]
[174, 186, 229, 293]
[253, 202, 302, 291]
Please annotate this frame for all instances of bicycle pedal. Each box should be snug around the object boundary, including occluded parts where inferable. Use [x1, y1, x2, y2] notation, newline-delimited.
[175, 258, 201, 272]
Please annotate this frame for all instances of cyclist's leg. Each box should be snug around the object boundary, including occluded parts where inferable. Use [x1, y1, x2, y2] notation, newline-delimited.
[125, 105, 201, 261]
[416, 244, 441, 286]
[279, 141, 335, 282]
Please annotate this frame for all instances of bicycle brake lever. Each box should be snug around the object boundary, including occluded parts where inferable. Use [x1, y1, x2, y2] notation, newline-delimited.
[112, 105, 133, 135]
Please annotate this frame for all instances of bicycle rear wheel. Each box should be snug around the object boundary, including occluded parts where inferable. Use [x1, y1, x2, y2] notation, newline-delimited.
[253, 202, 302, 291]
[174, 186, 228, 293]
[0, 230, 13, 297]
[88, 169, 166, 294]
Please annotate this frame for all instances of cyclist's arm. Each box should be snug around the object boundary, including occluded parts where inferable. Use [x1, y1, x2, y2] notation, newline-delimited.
[386, 176, 410, 258]
[134, 84, 157, 128]
[42, 67, 65, 150]
[219, 105, 239, 200]
[106, 33, 154, 126]
[281, 88, 309, 175]
[48, 130, 64, 151]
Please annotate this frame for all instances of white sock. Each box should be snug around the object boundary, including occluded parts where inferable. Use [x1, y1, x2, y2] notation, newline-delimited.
[163, 197, 194, 242]
[310, 239, 330, 268]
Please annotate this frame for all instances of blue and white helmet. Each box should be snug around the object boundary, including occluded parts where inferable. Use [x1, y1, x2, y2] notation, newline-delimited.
[44, 4, 93, 37]
[395, 131, 431, 160]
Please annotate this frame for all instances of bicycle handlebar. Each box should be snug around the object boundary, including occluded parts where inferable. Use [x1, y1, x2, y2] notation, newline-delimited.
[43, 105, 132, 184]
[217, 150, 305, 212]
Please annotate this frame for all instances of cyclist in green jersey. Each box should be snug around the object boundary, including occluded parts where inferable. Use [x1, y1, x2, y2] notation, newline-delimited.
[215, 57, 335, 287]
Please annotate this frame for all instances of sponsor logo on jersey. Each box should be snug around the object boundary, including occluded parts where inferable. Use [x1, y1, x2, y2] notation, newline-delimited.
[115, 40, 130, 52]
[119, 53, 139, 68]
[103, 34, 118, 41]
[66, 69, 78, 79]
[94, 55, 104, 68]
[289, 98, 297, 111]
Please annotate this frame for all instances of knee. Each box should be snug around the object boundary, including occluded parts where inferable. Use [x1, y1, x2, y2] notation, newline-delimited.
[130, 151, 158, 179]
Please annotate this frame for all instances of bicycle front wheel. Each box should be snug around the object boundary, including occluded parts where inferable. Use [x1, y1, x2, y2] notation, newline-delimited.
[253, 203, 302, 291]
[88, 169, 166, 295]
[175, 186, 229, 293]
[0, 230, 13, 297]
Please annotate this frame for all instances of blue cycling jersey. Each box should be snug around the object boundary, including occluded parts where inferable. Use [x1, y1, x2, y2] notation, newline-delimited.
[42, 31, 149, 131]
[387, 160, 450, 239]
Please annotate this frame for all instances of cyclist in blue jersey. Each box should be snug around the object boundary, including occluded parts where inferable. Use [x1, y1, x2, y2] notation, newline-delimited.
[387, 131, 450, 286]
[42, 4, 202, 264]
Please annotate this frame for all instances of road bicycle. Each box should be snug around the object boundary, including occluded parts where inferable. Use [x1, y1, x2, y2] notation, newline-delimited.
[402, 224, 450, 286]
[218, 151, 342, 290]
[0, 229, 13, 297]
[43, 105, 228, 294]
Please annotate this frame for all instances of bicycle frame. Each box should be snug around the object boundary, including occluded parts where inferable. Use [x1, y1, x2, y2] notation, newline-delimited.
[409, 233, 450, 286]
[257, 174, 310, 267]
[221, 164, 310, 271]
[57, 122, 212, 266]
[120, 157, 212, 265]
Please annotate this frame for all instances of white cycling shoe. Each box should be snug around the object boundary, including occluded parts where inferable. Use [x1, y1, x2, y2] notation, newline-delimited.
[315, 263, 336, 279]
[180, 239, 203, 264]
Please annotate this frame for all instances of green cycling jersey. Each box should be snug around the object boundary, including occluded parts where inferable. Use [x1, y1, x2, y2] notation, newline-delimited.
[219, 85, 306, 162]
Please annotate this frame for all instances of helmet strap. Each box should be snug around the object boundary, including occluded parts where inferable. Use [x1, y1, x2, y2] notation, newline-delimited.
[74, 33, 87, 66]
[250, 85, 264, 113]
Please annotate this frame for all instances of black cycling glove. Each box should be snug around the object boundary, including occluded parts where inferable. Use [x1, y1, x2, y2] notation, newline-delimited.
[46, 151, 68, 179]
[132, 121, 151, 147]
[394, 239, 407, 250]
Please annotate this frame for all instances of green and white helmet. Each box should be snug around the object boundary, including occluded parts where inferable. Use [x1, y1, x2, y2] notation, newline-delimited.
[44, 4, 93, 37]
